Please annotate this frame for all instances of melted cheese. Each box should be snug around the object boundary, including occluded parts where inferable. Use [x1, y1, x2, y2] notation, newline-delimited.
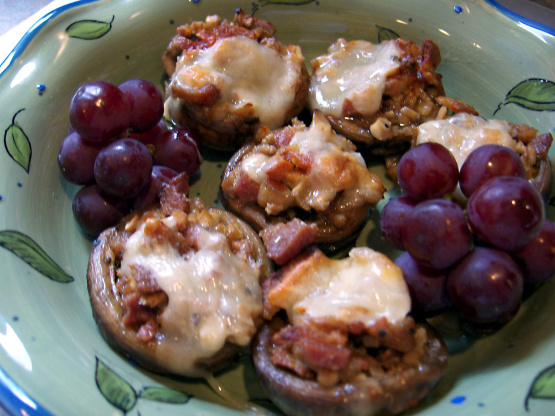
[417, 113, 516, 168]
[268, 248, 410, 327]
[167, 36, 305, 128]
[119, 215, 262, 373]
[239, 111, 381, 214]
[309, 39, 402, 118]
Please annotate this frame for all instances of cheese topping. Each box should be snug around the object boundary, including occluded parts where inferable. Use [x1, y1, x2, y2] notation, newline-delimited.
[119, 215, 262, 371]
[167, 36, 305, 128]
[417, 112, 516, 168]
[239, 111, 383, 214]
[268, 248, 410, 327]
[309, 39, 402, 118]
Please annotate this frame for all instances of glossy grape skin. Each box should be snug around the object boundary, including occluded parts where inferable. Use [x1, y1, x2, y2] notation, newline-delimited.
[395, 251, 450, 317]
[57, 132, 102, 184]
[459, 144, 525, 198]
[94, 138, 153, 199]
[380, 195, 418, 250]
[133, 165, 179, 211]
[397, 142, 459, 200]
[130, 119, 168, 146]
[154, 128, 201, 177]
[72, 185, 130, 237]
[119, 79, 164, 133]
[447, 247, 523, 325]
[402, 198, 472, 270]
[69, 81, 131, 143]
[467, 176, 545, 251]
[513, 219, 555, 284]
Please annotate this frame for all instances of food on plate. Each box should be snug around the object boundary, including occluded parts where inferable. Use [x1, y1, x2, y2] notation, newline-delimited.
[59, 79, 202, 237]
[308, 37, 458, 156]
[382, 141, 552, 331]
[162, 9, 309, 151]
[253, 247, 448, 416]
[415, 112, 553, 198]
[87, 174, 273, 377]
[219, 110, 386, 246]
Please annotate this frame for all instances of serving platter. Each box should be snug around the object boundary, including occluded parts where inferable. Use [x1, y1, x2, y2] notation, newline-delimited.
[0, 0, 554, 415]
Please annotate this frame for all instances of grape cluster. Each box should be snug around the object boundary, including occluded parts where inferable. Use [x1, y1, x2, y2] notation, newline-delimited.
[381, 142, 554, 331]
[58, 79, 202, 237]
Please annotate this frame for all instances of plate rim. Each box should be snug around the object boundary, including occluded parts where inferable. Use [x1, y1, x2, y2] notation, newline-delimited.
[0, 1, 554, 415]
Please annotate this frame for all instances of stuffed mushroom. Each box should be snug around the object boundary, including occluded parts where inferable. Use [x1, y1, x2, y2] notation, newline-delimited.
[252, 247, 448, 416]
[163, 9, 309, 151]
[87, 175, 273, 377]
[219, 111, 386, 247]
[308, 37, 459, 156]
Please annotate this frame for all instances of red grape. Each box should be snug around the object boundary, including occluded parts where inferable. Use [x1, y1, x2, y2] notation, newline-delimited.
[130, 119, 169, 146]
[402, 198, 472, 270]
[459, 144, 525, 198]
[467, 176, 544, 251]
[513, 219, 555, 284]
[94, 138, 153, 199]
[69, 81, 131, 143]
[57, 132, 102, 184]
[133, 165, 179, 211]
[447, 247, 523, 325]
[119, 79, 164, 133]
[395, 251, 450, 317]
[380, 195, 418, 250]
[397, 142, 459, 200]
[72, 184, 130, 237]
[154, 128, 201, 177]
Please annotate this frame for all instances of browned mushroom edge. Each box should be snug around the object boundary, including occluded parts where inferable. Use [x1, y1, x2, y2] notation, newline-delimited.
[252, 317, 448, 416]
[86, 204, 273, 378]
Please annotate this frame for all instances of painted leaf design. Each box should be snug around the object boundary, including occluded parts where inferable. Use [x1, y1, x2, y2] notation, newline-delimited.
[140, 387, 191, 404]
[525, 364, 555, 410]
[376, 25, 400, 42]
[495, 78, 555, 114]
[66, 16, 115, 40]
[95, 358, 137, 413]
[0, 230, 73, 283]
[4, 109, 31, 173]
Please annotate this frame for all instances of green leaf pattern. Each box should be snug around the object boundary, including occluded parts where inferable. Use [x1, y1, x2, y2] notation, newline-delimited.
[376, 25, 400, 42]
[66, 15, 115, 40]
[526, 364, 555, 410]
[0, 230, 74, 283]
[95, 358, 192, 414]
[95, 359, 138, 413]
[140, 387, 191, 404]
[4, 109, 31, 173]
[495, 78, 555, 114]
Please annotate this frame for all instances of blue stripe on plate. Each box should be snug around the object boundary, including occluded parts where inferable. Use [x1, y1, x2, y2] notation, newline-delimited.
[0, 367, 54, 416]
[0, 0, 102, 77]
[484, 0, 555, 36]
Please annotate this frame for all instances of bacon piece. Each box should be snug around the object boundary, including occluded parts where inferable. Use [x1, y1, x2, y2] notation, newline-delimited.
[122, 293, 158, 326]
[259, 219, 318, 265]
[532, 132, 553, 160]
[273, 325, 350, 372]
[435, 96, 479, 115]
[136, 319, 159, 343]
[160, 172, 190, 215]
[232, 171, 260, 203]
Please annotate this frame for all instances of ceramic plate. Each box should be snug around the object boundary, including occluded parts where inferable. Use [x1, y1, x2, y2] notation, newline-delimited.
[1, 0, 554, 415]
